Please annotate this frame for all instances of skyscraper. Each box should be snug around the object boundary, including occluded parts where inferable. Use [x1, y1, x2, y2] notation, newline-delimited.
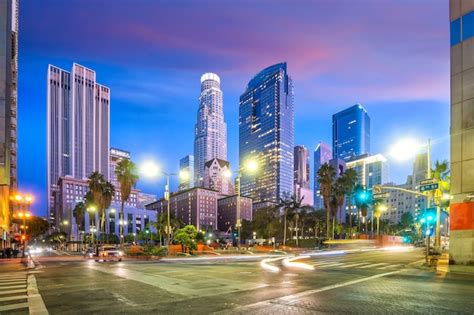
[332, 104, 370, 161]
[203, 158, 233, 196]
[0, 0, 18, 247]
[239, 63, 294, 205]
[194, 73, 227, 186]
[294, 146, 310, 189]
[345, 154, 389, 189]
[109, 148, 131, 187]
[294, 145, 313, 206]
[179, 155, 194, 191]
[314, 142, 332, 209]
[47, 63, 110, 224]
[449, 0, 474, 264]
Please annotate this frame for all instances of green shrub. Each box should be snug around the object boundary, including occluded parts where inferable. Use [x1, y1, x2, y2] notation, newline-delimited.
[148, 246, 168, 257]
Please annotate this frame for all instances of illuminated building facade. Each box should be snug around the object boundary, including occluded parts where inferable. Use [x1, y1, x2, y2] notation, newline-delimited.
[332, 104, 370, 161]
[314, 142, 332, 209]
[47, 63, 110, 226]
[217, 195, 253, 232]
[294, 145, 313, 206]
[194, 73, 227, 186]
[179, 155, 194, 191]
[239, 63, 294, 205]
[345, 154, 389, 189]
[203, 158, 234, 196]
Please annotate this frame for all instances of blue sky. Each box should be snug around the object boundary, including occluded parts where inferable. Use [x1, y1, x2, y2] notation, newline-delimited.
[18, 0, 450, 216]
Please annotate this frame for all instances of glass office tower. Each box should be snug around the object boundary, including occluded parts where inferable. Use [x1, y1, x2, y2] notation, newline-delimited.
[332, 104, 370, 161]
[239, 63, 294, 205]
[313, 141, 332, 209]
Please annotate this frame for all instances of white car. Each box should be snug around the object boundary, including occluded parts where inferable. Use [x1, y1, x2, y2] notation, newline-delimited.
[97, 246, 124, 262]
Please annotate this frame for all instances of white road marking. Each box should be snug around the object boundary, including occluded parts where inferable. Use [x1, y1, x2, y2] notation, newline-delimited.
[0, 285, 27, 290]
[112, 292, 139, 307]
[378, 264, 402, 270]
[223, 270, 401, 313]
[0, 302, 29, 312]
[311, 261, 340, 266]
[357, 263, 388, 269]
[0, 289, 27, 295]
[317, 263, 345, 268]
[0, 281, 26, 285]
[339, 263, 370, 268]
[0, 295, 28, 302]
[27, 274, 49, 315]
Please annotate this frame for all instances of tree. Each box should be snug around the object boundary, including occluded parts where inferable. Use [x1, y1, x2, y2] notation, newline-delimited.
[332, 177, 345, 239]
[252, 206, 281, 240]
[400, 212, 414, 230]
[341, 169, 358, 236]
[87, 172, 115, 237]
[73, 202, 86, 250]
[27, 216, 49, 238]
[317, 163, 335, 238]
[354, 184, 370, 233]
[174, 225, 198, 253]
[115, 158, 139, 247]
[278, 194, 302, 246]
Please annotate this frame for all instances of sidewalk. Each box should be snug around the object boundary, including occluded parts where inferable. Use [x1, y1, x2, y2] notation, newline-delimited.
[437, 253, 474, 275]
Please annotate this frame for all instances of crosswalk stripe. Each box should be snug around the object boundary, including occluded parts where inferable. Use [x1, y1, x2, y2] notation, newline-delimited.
[0, 277, 26, 281]
[378, 264, 402, 270]
[0, 295, 28, 302]
[357, 263, 388, 269]
[0, 289, 27, 295]
[317, 263, 345, 268]
[312, 261, 340, 266]
[0, 302, 29, 312]
[0, 285, 27, 290]
[0, 281, 25, 285]
[339, 263, 370, 268]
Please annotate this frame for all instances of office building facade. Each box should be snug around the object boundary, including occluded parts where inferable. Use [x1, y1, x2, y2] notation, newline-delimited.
[450, 0, 474, 264]
[203, 158, 233, 196]
[109, 148, 131, 187]
[0, 0, 18, 247]
[380, 182, 427, 224]
[194, 73, 227, 186]
[332, 104, 370, 161]
[239, 63, 294, 204]
[179, 155, 194, 191]
[314, 142, 332, 209]
[217, 195, 253, 232]
[146, 187, 219, 231]
[47, 63, 110, 225]
[346, 154, 389, 189]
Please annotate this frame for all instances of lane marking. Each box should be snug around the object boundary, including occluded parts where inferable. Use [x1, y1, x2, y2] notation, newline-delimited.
[226, 270, 401, 312]
[0, 285, 27, 290]
[311, 261, 340, 266]
[378, 264, 402, 270]
[0, 295, 28, 302]
[339, 263, 369, 268]
[27, 274, 49, 315]
[0, 289, 27, 295]
[112, 292, 139, 307]
[357, 263, 388, 269]
[0, 281, 26, 285]
[0, 302, 29, 312]
[316, 263, 345, 268]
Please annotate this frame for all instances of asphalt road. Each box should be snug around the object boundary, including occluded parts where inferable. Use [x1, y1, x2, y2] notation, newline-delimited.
[2, 248, 474, 314]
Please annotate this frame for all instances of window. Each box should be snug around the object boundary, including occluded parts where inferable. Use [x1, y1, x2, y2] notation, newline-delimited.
[451, 18, 461, 46]
[463, 13, 474, 42]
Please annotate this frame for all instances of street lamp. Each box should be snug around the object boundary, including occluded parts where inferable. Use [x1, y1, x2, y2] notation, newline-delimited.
[224, 158, 258, 253]
[87, 206, 97, 247]
[14, 194, 33, 258]
[375, 204, 388, 237]
[140, 160, 188, 249]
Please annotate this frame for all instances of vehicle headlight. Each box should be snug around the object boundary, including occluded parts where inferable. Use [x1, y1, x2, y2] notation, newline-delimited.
[118, 251, 124, 256]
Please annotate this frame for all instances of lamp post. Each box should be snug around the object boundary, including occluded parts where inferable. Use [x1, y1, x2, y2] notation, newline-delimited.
[87, 206, 97, 248]
[375, 204, 387, 237]
[140, 161, 189, 249]
[224, 159, 257, 253]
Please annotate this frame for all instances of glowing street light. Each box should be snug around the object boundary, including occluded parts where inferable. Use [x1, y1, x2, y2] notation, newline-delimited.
[388, 138, 423, 162]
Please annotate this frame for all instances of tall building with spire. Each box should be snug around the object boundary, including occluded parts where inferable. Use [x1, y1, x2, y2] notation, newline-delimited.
[194, 73, 227, 186]
[239, 63, 294, 206]
[47, 63, 110, 226]
[0, 0, 18, 248]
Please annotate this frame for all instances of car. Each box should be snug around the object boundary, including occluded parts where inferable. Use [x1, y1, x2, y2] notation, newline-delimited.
[96, 246, 124, 262]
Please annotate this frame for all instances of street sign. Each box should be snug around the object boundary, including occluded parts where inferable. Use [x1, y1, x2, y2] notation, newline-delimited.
[373, 192, 389, 199]
[373, 185, 382, 194]
[420, 183, 438, 192]
[420, 178, 437, 186]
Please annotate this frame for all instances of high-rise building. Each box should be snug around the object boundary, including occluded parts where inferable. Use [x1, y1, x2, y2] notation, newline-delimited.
[294, 146, 310, 189]
[449, 0, 474, 264]
[0, 0, 18, 248]
[239, 63, 294, 205]
[294, 145, 313, 206]
[411, 152, 428, 189]
[380, 182, 427, 224]
[179, 155, 194, 191]
[332, 104, 370, 161]
[345, 154, 389, 189]
[47, 63, 110, 226]
[203, 158, 233, 196]
[194, 73, 227, 186]
[313, 142, 332, 209]
[109, 148, 131, 187]
[217, 195, 253, 232]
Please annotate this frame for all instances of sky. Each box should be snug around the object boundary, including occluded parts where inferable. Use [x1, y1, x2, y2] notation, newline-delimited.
[18, 0, 450, 216]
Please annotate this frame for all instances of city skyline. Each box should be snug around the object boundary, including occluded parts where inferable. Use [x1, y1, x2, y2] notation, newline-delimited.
[17, 0, 450, 216]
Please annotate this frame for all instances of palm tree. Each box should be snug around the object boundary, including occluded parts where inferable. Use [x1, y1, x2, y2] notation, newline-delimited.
[87, 172, 115, 240]
[341, 169, 358, 237]
[317, 163, 335, 238]
[332, 177, 345, 239]
[115, 159, 139, 247]
[73, 202, 86, 251]
[354, 184, 369, 233]
[100, 181, 115, 235]
[278, 194, 302, 246]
